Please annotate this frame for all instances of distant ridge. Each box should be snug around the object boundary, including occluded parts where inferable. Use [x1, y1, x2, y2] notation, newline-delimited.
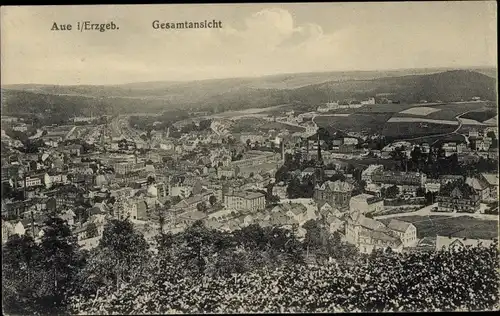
[1, 69, 497, 119]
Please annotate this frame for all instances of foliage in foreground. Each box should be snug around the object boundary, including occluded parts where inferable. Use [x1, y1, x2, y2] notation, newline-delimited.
[69, 243, 499, 314]
[3, 217, 499, 314]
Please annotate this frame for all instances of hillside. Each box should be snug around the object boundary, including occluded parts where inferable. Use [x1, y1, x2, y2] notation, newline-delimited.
[290, 70, 497, 104]
[1, 69, 496, 120]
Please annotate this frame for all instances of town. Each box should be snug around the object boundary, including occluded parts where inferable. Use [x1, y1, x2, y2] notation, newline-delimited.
[1, 2, 498, 314]
[2, 97, 498, 255]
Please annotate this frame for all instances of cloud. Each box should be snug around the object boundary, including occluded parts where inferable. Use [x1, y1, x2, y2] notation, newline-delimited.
[1, 4, 496, 85]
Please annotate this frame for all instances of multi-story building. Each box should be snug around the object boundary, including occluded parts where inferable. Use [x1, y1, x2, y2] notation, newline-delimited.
[231, 151, 281, 169]
[314, 180, 355, 209]
[436, 180, 480, 213]
[114, 161, 146, 175]
[372, 171, 426, 187]
[345, 212, 412, 254]
[361, 164, 384, 184]
[224, 190, 265, 212]
[386, 219, 418, 247]
[349, 193, 384, 214]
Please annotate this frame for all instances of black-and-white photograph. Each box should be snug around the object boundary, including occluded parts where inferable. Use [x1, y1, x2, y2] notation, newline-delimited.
[1, 2, 498, 314]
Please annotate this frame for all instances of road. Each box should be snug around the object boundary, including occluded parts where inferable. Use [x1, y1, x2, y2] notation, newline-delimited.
[375, 203, 498, 221]
[397, 110, 474, 143]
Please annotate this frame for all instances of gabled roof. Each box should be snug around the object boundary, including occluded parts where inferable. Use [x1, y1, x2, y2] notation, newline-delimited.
[435, 235, 496, 250]
[317, 180, 354, 193]
[466, 177, 489, 191]
[481, 173, 499, 186]
[387, 219, 413, 233]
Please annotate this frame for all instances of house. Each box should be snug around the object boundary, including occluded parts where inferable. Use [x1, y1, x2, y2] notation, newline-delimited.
[59, 209, 76, 226]
[314, 180, 354, 209]
[272, 202, 316, 225]
[301, 167, 316, 178]
[327, 216, 344, 234]
[74, 215, 108, 248]
[318, 201, 343, 220]
[176, 210, 207, 227]
[361, 165, 384, 184]
[435, 235, 496, 251]
[466, 176, 491, 201]
[425, 181, 441, 193]
[386, 219, 417, 247]
[345, 212, 404, 254]
[437, 180, 480, 213]
[171, 194, 206, 214]
[480, 173, 499, 201]
[349, 193, 384, 214]
[2, 220, 14, 243]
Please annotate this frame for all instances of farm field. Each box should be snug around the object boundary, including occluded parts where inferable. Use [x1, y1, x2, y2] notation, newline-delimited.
[398, 106, 442, 116]
[388, 102, 494, 121]
[484, 115, 498, 126]
[314, 113, 393, 134]
[407, 133, 467, 145]
[380, 215, 498, 239]
[458, 118, 484, 125]
[229, 117, 304, 133]
[381, 121, 457, 139]
[387, 117, 458, 125]
[460, 109, 497, 123]
[424, 102, 494, 120]
[353, 103, 420, 114]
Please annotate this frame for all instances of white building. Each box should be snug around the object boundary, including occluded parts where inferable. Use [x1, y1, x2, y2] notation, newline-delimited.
[224, 190, 265, 212]
[386, 219, 417, 247]
[349, 193, 384, 214]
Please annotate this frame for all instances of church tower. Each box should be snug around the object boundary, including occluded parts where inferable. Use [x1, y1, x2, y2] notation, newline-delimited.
[314, 131, 325, 183]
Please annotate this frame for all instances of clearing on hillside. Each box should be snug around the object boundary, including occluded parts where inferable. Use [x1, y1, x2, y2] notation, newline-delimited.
[398, 107, 442, 116]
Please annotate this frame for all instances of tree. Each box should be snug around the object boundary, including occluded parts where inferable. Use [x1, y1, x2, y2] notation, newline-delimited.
[197, 202, 208, 213]
[179, 220, 214, 275]
[38, 216, 82, 311]
[171, 196, 182, 205]
[147, 175, 155, 184]
[93, 219, 149, 291]
[86, 223, 99, 238]
[2, 234, 42, 315]
[416, 187, 426, 197]
[209, 195, 217, 206]
[486, 131, 497, 139]
[384, 185, 400, 199]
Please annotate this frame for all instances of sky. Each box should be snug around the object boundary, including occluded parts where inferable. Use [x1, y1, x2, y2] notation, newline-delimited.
[1, 2, 497, 85]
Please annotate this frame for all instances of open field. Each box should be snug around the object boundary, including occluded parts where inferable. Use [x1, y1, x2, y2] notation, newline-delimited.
[381, 121, 457, 139]
[230, 117, 304, 133]
[379, 215, 498, 239]
[460, 109, 497, 123]
[352, 103, 420, 114]
[458, 118, 485, 125]
[398, 106, 442, 116]
[425, 102, 494, 120]
[314, 113, 393, 134]
[387, 117, 458, 125]
[405, 133, 466, 145]
[484, 115, 498, 126]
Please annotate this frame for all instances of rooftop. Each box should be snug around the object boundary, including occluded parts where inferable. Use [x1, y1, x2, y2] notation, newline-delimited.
[227, 190, 265, 200]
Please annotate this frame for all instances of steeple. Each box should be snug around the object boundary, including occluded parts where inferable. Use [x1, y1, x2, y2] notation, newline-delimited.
[317, 132, 323, 164]
[315, 130, 324, 184]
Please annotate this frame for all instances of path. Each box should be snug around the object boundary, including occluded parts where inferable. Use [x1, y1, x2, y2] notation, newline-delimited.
[397, 110, 474, 143]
